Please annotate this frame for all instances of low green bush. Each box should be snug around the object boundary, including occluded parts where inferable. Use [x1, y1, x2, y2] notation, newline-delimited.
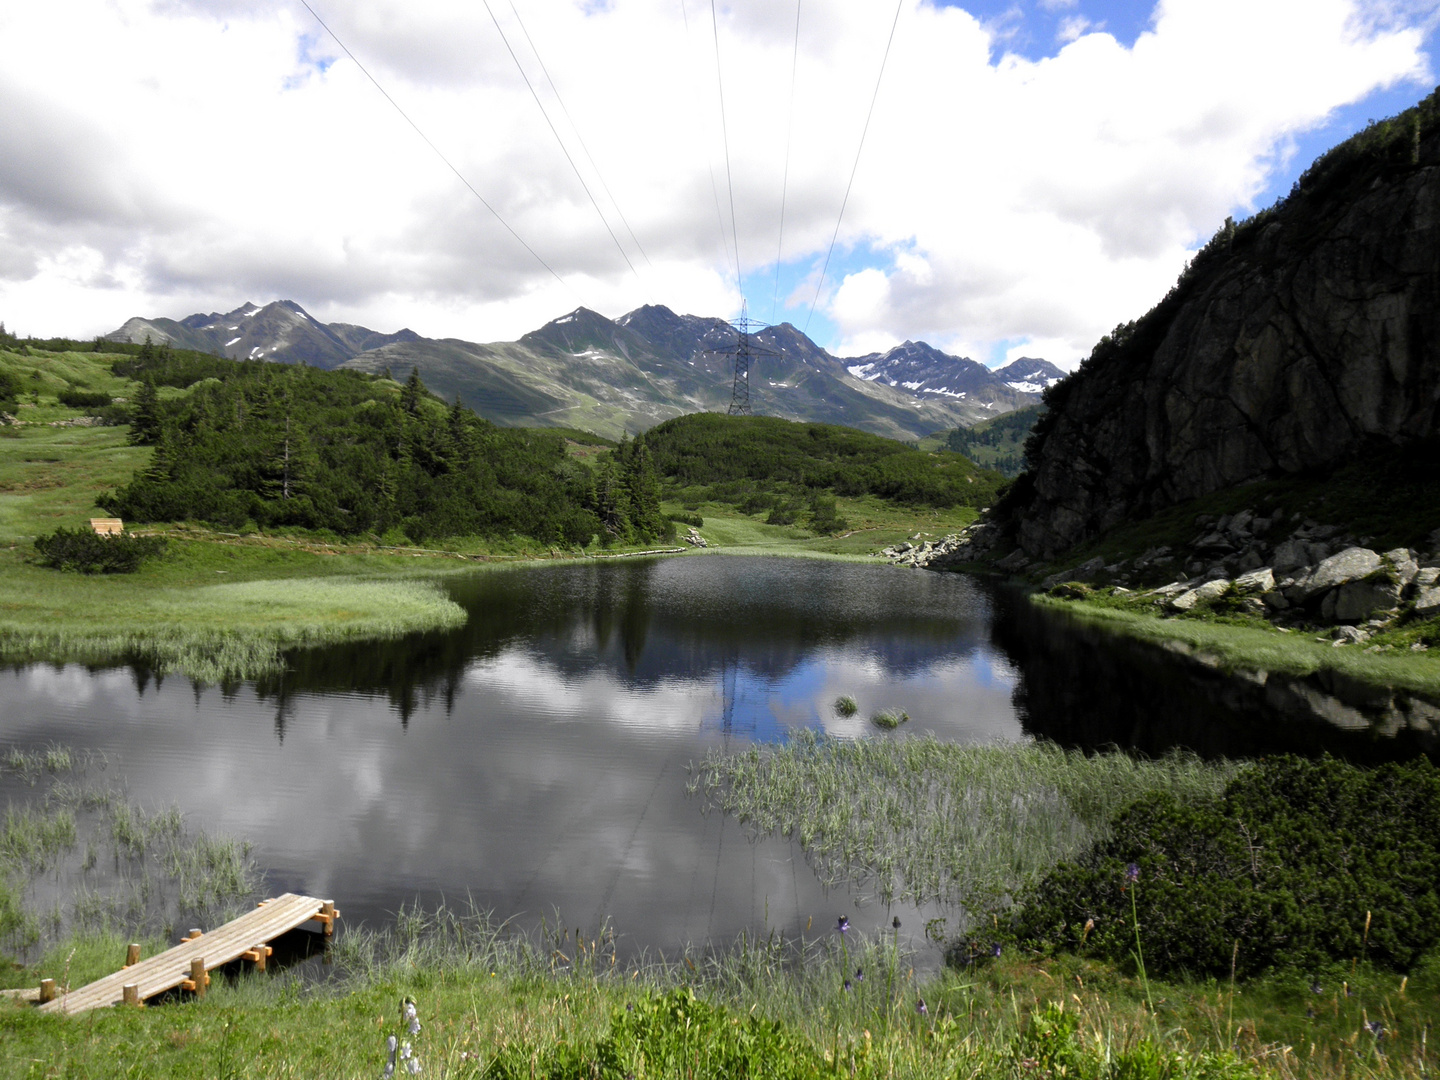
[56, 388, 112, 409]
[32, 527, 167, 574]
[1012, 755, 1440, 979]
[667, 510, 704, 528]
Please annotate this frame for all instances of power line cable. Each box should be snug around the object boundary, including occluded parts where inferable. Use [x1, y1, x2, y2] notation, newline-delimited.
[679, 0, 737, 286]
[709, 0, 745, 299]
[804, 0, 904, 333]
[481, 0, 642, 284]
[771, 0, 802, 322]
[507, 0, 654, 271]
[296, 0, 572, 295]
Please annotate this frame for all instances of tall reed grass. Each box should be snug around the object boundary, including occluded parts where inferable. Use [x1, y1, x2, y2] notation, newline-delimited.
[692, 732, 1241, 914]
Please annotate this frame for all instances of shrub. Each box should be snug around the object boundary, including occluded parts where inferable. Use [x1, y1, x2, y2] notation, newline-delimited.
[1011, 755, 1440, 978]
[667, 510, 704, 528]
[56, 388, 112, 409]
[33, 527, 167, 574]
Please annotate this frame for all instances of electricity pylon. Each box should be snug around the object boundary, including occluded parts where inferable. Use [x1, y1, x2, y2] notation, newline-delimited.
[713, 301, 777, 416]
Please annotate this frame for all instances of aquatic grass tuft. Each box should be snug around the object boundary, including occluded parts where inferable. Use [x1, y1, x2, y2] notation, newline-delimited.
[693, 732, 1241, 914]
[834, 694, 859, 717]
[870, 708, 909, 730]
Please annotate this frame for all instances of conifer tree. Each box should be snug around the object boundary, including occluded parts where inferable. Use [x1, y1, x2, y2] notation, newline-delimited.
[130, 379, 162, 445]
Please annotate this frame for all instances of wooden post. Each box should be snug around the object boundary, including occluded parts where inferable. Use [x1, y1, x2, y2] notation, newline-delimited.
[38, 978, 55, 1004]
[124, 943, 140, 968]
[122, 984, 141, 1007]
[186, 928, 203, 941]
[190, 958, 206, 999]
[320, 901, 336, 936]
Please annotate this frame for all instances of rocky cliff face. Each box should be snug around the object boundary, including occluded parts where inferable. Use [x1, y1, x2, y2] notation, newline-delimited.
[1015, 91, 1440, 560]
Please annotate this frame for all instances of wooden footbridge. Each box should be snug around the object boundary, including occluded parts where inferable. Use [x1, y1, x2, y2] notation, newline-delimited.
[31, 893, 337, 1015]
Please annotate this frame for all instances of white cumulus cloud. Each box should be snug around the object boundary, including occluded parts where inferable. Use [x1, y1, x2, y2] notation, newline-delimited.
[0, 0, 1432, 367]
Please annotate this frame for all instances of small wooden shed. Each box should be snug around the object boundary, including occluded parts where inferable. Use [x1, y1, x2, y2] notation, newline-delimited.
[89, 518, 123, 536]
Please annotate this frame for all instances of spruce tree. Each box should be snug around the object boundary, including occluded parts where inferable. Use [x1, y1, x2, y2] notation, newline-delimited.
[130, 379, 162, 445]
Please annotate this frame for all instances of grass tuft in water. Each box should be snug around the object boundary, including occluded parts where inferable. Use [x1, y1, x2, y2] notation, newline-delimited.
[834, 694, 859, 716]
[870, 708, 909, 729]
[693, 732, 1240, 914]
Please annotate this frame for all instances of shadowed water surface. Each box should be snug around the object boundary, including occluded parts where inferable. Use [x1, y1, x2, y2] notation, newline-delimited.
[0, 556, 1022, 955]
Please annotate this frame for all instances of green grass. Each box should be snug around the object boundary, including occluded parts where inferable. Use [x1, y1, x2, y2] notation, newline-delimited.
[691, 732, 1240, 912]
[676, 497, 977, 558]
[1, 906, 1430, 1079]
[1034, 594, 1440, 698]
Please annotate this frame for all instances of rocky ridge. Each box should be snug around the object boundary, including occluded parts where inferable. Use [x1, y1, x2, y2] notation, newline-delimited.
[1011, 92, 1440, 561]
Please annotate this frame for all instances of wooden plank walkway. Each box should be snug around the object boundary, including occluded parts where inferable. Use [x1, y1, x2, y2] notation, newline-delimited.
[38, 893, 337, 1015]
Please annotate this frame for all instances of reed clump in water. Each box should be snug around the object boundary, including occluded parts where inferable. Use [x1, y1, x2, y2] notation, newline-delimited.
[0, 745, 259, 960]
[870, 708, 909, 729]
[834, 694, 859, 717]
[692, 731, 1241, 913]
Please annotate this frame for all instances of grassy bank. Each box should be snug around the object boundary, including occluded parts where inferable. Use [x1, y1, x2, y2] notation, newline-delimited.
[1032, 593, 1440, 699]
[1, 905, 1433, 1078]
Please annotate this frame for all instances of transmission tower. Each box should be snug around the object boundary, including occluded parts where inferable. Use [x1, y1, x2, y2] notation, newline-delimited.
[714, 301, 778, 416]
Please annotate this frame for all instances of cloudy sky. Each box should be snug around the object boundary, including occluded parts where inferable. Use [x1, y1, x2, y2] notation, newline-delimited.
[2, 0, 1437, 367]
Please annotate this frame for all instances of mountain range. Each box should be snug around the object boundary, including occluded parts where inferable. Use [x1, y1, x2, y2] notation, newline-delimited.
[108, 301, 1064, 441]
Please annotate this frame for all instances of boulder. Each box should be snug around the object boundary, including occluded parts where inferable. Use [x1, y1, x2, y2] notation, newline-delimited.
[1384, 547, 1420, 586]
[1233, 567, 1275, 594]
[1307, 547, 1382, 593]
[1416, 585, 1440, 618]
[1271, 539, 1311, 574]
[1170, 578, 1230, 611]
[1330, 578, 1402, 622]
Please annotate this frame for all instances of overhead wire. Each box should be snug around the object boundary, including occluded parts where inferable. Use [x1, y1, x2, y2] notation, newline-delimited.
[770, 0, 802, 323]
[708, 0, 745, 300]
[295, 0, 573, 296]
[804, 0, 904, 334]
[507, 1, 655, 272]
[481, 0, 643, 285]
[679, 0, 738, 294]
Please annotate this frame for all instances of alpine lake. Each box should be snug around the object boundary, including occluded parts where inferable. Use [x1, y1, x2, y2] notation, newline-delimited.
[0, 554, 1424, 962]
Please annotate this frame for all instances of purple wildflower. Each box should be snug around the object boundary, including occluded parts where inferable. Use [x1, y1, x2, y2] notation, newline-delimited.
[1366, 1020, 1385, 1038]
[892, 916, 901, 930]
[1125, 863, 1140, 884]
[916, 998, 928, 1016]
[844, 979, 853, 992]
[991, 942, 1003, 958]
[836, 916, 850, 935]
[854, 967, 864, 982]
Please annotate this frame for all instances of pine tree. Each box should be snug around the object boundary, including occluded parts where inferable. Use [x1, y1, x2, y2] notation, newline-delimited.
[130, 379, 162, 445]
[401, 367, 425, 416]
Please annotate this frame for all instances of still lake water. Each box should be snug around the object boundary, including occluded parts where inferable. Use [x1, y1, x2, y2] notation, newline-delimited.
[0, 554, 1399, 955]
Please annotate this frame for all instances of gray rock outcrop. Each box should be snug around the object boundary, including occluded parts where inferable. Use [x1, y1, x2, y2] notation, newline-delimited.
[1014, 93, 1440, 560]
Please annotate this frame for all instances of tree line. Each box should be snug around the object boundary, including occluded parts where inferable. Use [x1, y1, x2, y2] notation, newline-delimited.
[101, 355, 672, 548]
